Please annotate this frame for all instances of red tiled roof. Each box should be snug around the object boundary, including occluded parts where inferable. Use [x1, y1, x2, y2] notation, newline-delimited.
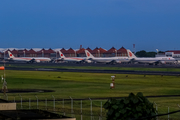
[23, 49, 28, 53]
[46, 48, 55, 53]
[37, 48, 55, 54]
[17, 50, 24, 54]
[37, 48, 45, 54]
[28, 49, 37, 54]
[99, 47, 107, 53]
[86, 47, 93, 53]
[76, 48, 85, 54]
[117, 47, 127, 54]
[11, 49, 18, 54]
[60, 48, 67, 54]
[92, 47, 107, 54]
[105, 47, 117, 54]
[91, 47, 99, 54]
[66, 48, 75, 54]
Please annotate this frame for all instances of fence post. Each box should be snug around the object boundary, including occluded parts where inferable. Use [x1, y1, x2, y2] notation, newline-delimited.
[52, 95, 55, 112]
[81, 100, 82, 120]
[19, 94, 22, 109]
[178, 104, 180, 119]
[89, 98, 92, 120]
[45, 98, 47, 110]
[168, 107, 169, 120]
[35, 95, 38, 109]
[100, 101, 102, 120]
[63, 99, 65, 116]
[69, 96, 73, 117]
[29, 98, 31, 109]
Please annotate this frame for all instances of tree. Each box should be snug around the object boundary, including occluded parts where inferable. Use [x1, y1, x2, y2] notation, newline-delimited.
[103, 92, 157, 120]
[146, 52, 156, 57]
[135, 50, 147, 57]
[135, 50, 157, 57]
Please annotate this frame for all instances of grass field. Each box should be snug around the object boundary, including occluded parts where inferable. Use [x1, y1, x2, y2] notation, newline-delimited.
[2, 70, 180, 98]
[1, 69, 180, 119]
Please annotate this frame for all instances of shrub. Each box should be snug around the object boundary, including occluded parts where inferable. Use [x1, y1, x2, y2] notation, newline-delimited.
[103, 92, 157, 120]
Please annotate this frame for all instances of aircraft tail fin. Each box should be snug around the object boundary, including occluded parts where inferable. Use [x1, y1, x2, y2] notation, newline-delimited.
[126, 49, 137, 58]
[8, 51, 15, 58]
[59, 50, 65, 58]
[85, 50, 94, 58]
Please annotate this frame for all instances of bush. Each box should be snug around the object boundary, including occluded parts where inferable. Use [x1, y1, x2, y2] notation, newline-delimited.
[103, 92, 157, 120]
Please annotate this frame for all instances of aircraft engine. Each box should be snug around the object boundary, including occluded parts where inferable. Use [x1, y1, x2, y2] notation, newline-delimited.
[36, 60, 41, 63]
[160, 61, 166, 64]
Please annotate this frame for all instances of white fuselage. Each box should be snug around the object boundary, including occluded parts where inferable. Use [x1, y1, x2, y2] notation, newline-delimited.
[59, 57, 85, 62]
[134, 57, 177, 64]
[91, 57, 131, 63]
[9, 57, 51, 63]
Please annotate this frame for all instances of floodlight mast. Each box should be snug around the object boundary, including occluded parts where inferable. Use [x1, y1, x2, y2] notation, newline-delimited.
[156, 49, 159, 55]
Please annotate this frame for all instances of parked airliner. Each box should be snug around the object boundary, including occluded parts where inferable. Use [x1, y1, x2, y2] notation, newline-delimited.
[85, 50, 131, 64]
[8, 51, 51, 63]
[127, 50, 177, 65]
[58, 51, 87, 63]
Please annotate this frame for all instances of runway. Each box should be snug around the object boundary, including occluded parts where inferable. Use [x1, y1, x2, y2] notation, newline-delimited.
[3, 62, 180, 76]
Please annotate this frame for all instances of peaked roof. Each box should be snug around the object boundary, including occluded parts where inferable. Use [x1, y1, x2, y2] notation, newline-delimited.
[60, 48, 67, 54]
[76, 48, 85, 54]
[11, 49, 18, 54]
[28, 49, 36, 54]
[117, 47, 127, 53]
[66, 48, 75, 54]
[86, 47, 93, 53]
[105, 47, 117, 54]
[91, 47, 107, 54]
[91, 47, 99, 54]
[98, 47, 107, 53]
[47, 48, 55, 53]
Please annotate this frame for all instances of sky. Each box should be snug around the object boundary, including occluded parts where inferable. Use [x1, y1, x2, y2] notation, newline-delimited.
[0, 0, 180, 52]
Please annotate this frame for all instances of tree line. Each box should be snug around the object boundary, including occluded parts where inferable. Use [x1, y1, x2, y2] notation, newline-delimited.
[135, 50, 164, 57]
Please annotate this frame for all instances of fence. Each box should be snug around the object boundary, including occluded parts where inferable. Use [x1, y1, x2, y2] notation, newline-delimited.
[2, 95, 180, 120]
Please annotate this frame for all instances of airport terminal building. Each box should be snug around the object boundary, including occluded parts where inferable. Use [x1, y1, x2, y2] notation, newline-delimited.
[0, 46, 128, 59]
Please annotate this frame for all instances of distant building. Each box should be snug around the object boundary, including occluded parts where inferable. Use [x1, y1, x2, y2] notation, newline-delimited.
[0, 46, 129, 59]
[165, 50, 180, 60]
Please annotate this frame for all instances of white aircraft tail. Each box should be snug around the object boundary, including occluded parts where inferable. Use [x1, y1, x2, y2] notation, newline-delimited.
[126, 49, 137, 58]
[85, 50, 94, 59]
[8, 51, 15, 58]
[59, 50, 65, 58]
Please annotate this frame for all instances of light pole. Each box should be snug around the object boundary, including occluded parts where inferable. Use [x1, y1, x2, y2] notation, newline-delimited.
[115, 50, 117, 57]
[156, 49, 159, 55]
[42, 50, 44, 57]
[3, 50, 5, 61]
[23, 51, 25, 57]
[98, 50, 100, 57]
[56, 51, 57, 63]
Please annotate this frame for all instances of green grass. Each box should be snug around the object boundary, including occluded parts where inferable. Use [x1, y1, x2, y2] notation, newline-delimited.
[1, 70, 180, 119]
[1, 70, 180, 100]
